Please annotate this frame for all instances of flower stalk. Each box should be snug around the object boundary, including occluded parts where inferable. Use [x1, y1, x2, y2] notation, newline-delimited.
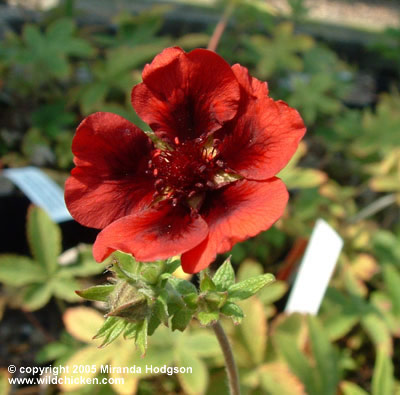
[212, 321, 241, 395]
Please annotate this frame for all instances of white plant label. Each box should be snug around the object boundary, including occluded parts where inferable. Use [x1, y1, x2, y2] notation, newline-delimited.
[2, 166, 72, 223]
[285, 218, 343, 315]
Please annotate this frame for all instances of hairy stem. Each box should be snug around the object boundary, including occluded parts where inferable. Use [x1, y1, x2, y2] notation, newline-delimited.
[212, 321, 240, 395]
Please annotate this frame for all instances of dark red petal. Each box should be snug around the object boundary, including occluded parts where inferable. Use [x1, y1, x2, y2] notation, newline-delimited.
[93, 204, 209, 262]
[65, 112, 155, 229]
[181, 178, 288, 273]
[218, 66, 306, 180]
[131, 47, 240, 143]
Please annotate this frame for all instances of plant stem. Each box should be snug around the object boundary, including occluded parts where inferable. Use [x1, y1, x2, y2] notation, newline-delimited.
[207, 1, 235, 52]
[212, 321, 240, 395]
[348, 193, 396, 223]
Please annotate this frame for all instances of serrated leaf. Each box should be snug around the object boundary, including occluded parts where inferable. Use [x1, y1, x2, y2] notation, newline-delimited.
[228, 273, 275, 301]
[220, 302, 243, 324]
[213, 257, 235, 291]
[22, 283, 52, 311]
[0, 255, 46, 286]
[172, 309, 193, 332]
[27, 206, 61, 274]
[63, 307, 105, 343]
[197, 311, 219, 326]
[76, 284, 115, 302]
[372, 350, 394, 395]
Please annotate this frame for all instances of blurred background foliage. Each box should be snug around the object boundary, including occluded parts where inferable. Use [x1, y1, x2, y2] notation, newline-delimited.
[0, 0, 400, 394]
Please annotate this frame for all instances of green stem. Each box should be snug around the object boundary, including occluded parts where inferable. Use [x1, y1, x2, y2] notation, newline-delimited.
[212, 321, 241, 395]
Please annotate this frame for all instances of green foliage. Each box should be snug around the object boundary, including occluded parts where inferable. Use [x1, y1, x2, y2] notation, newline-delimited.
[0, 206, 105, 311]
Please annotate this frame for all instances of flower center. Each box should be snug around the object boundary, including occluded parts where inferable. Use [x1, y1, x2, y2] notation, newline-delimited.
[147, 138, 226, 209]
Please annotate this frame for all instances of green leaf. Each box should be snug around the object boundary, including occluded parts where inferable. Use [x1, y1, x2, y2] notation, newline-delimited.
[275, 332, 318, 395]
[258, 280, 288, 305]
[220, 302, 243, 324]
[239, 298, 267, 365]
[112, 251, 138, 279]
[171, 309, 193, 332]
[212, 257, 235, 291]
[135, 319, 148, 356]
[361, 313, 392, 355]
[197, 311, 219, 326]
[372, 351, 394, 395]
[176, 349, 208, 395]
[36, 342, 72, 364]
[0, 255, 46, 286]
[52, 277, 81, 302]
[165, 256, 181, 274]
[63, 307, 105, 343]
[307, 315, 340, 395]
[259, 362, 306, 395]
[93, 317, 123, 343]
[22, 283, 53, 311]
[173, 278, 198, 295]
[340, 381, 369, 395]
[183, 332, 220, 357]
[228, 273, 275, 301]
[154, 291, 169, 325]
[76, 284, 115, 302]
[200, 271, 216, 292]
[382, 265, 400, 316]
[27, 206, 61, 274]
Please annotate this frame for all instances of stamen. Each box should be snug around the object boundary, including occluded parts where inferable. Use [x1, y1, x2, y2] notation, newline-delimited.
[153, 168, 158, 177]
[174, 137, 180, 145]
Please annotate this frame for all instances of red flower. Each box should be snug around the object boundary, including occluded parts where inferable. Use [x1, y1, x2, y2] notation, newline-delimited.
[65, 47, 305, 273]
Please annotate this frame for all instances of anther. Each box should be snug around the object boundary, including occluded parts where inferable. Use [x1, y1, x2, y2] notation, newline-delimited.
[153, 168, 158, 177]
[148, 160, 153, 169]
[171, 198, 178, 207]
[188, 190, 197, 198]
[216, 160, 224, 168]
[174, 137, 180, 145]
[195, 183, 204, 189]
[155, 179, 164, 191]
[213, 139, 221, 147]
[152, 149, 161, 158]
[206, 181, 214, 188]
[199, 165, 206, 173]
